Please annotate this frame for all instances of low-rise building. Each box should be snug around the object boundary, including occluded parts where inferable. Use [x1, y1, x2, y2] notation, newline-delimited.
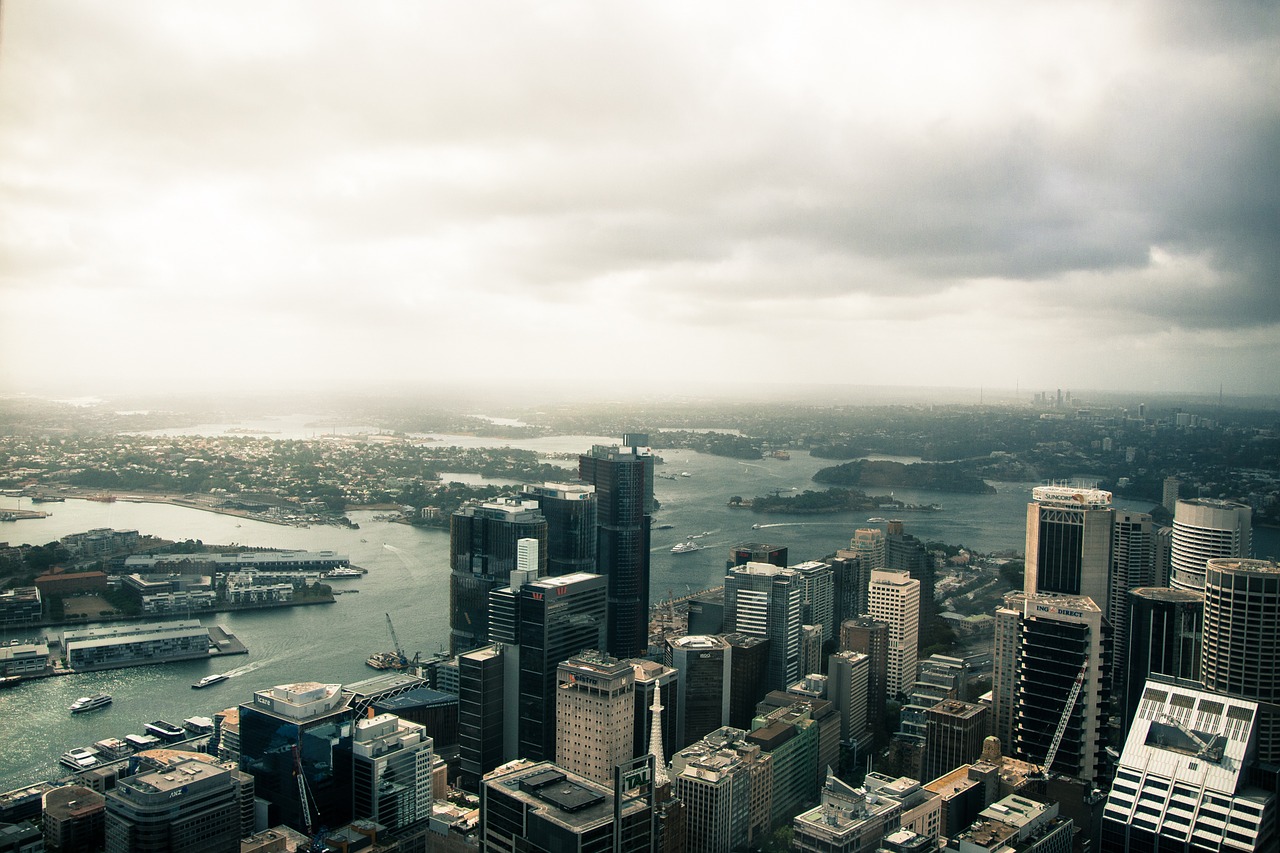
[61, 620, 210, 671]
[0, 588, 41, 627]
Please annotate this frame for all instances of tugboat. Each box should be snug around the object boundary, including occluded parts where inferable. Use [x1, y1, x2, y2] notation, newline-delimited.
[69, 694, 112, 714]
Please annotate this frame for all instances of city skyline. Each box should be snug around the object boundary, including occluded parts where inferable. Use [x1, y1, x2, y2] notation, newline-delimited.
[1, 2, 1278, 398]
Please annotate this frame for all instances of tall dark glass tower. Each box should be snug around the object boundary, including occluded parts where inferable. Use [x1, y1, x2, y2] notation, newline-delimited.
[579, 440, 653, 659]
[449, 498, 547, 656]
[522, 482, 597, 575]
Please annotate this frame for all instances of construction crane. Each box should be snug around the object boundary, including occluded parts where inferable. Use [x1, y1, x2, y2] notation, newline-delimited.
[1040, 661, 1089, 779]
[385, 612, 406, 667]
[1158, 711, 1225, 763]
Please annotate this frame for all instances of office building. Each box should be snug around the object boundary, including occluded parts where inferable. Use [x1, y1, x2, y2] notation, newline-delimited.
[850, 527, 886, 572]
[1014, 594, 1108, 784]
[840, 617, 889, 737]
[1170, 498, 1252, 591]
[1202, 558, 1280, 769]
[579, 440, 653, 659]
[1108, 511, 1156, 708]
[791, 770, 909, 853]
[800, 624, 823, 679]
[1023, 485, 1113, 609]
[749, 702, 823, 827]
[667, 635, 730, 749]
[480, 759, 653, 853]
[522, 482, 597, 575]
[793, 560, 836, 645]
[725, 562, 804, 691]
[507, 572, 609, 764]
[729, 543, 788, 569]
[827, 650, 871, 748]
[555, 651, 635, 784]
[922, 700, 989, 783]
[458, 645, 507, 791]
[449, 498, 548, 655]
[868, 570, 920, 699]
[238, 682, 353, 832]
[1101, 680, 1276, 851]
[105, 757, 244, 853]
[671, 728, 773, 853]
[351, 712, 435, 831]
[829, 551, 868, 625]
[1124, 587, 1203, 727]
[950, 795, 1073, 853]
[724, 632, 770, 732]
[372, 686, 460, 775]
[990, 594, 1024, 753]
[42, 786, 104, 853]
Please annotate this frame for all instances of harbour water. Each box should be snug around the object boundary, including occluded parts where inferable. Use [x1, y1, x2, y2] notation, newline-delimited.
[0, 435, 1176, 791]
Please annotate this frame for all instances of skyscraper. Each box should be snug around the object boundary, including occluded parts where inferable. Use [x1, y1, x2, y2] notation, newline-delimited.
[724, 562, 803, 691]
[1013, 594, 1108, 784]
[850, 528, 887, 573]
[1201, 558, 1280, 770]
[555, 651, 635, 784]
[666, 635, 730, 749]
[522, 482, 597, 576]
[351, 713, 435, 831]
[792, 560, 835, 645]
[921, 700, 989, 783]
[238, 682, 353, 832]
[1107, 511, 1156, 710]
[827, 650, 871, 749]
[830, 550, 868, 625]
[1023, 485, 1113, 609]
[449, 498, 548, 655]
[579, 441, 653, 659]
[1169, 498, 1252, 591]
[510, 572, 609, 763]
[840, 617, 888, 737]
[729, 542, 788, 569]
[868, 569, 920, 700]
[1124, 587, 1203, 727]
[457, 644, 507, 792]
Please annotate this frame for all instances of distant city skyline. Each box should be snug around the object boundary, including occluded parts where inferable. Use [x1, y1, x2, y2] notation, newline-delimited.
[2, 2, 1277, 397]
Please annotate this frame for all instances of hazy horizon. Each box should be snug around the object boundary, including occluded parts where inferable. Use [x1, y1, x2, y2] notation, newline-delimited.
[2, 2, 1278, 398]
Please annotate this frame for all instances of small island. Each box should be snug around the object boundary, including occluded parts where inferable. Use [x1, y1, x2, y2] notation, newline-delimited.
[811, 459, 995, 494]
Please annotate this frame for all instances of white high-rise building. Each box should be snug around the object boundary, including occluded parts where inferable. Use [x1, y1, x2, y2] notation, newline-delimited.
[792, 561, 835, 645]
[1024, 485, 1113, 609]
[868, 569, 920, 700]
[352, 713, 436, 831]
[1170, 499, 1251, 591]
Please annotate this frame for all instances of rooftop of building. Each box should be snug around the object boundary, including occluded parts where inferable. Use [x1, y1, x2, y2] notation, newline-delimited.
[42, 786, 104, 819]
[1031, 484, 1112, 508]
[485, 761, 645, 831]
[1205, 557, 1280, 575]
[979, 795, 1054, 830]
[669, 634, 728, 650]
[526, 571, 601, 589]
[1129, 587, 1205, 603]
[343, 672, 429, 697]
[733, 561, 795, 577]
[372, 686, 458, 710]
[929, 699, 986, 720]
[118, 757, 227, 796]
[1177, 497, 1250, 511]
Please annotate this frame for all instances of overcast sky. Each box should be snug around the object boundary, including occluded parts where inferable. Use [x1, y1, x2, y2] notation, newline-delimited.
[1, 1, 1277, 400]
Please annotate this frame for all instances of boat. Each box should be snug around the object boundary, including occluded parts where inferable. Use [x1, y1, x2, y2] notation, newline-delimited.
[183, 716, 215, 734]
[671, 541, 702, 554]
[322, 567, 363, 579]
[866, 517, 887, 524]
[365, 651, 409, 670]
[0, 675, 22, 688]
[59, 746, 101, 771]
[655, 524, 674, 530]
[69, 694, 112, 713]
[30, 495, 65, 503]
[93, 738, 133, 760]
[124, 733, 161, 750]
[144, 720, 186, 742]
[751, 523, 763, 530]
[679, 472, 691, 477]
[192, 673, 229, 689]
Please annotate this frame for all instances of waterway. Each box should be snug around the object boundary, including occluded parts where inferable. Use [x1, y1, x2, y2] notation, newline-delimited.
[0, 436, 1188, 791]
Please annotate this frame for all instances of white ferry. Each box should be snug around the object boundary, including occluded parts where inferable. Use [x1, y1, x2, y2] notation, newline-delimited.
[69, 694, 112, 714]
[192, 673, 229, 689]
[59, 746, 100, 771]
[671, 541, 702, 554]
